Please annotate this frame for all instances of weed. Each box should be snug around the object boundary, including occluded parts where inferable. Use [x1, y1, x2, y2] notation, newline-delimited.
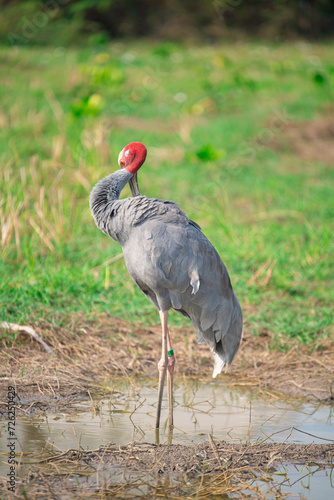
[0, 41, 333, 346]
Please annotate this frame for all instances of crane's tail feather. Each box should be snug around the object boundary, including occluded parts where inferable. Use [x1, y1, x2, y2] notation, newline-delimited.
[212, 353, 226, 378]
[211, 297, 243, 378]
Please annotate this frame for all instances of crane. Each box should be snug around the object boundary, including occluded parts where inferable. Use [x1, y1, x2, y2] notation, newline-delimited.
[89, 142, 243, 429]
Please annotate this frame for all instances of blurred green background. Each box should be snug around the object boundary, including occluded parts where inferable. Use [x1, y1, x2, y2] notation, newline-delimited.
[1, 0, 334, 44]
[0, 1, 333, 348]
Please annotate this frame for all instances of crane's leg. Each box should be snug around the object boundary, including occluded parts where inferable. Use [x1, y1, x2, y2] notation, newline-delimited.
[156, 310, 168, 429]
[166, 321, 175, 428]
[155, 310, 175, 430]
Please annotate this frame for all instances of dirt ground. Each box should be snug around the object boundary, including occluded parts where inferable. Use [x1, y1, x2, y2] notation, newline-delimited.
[262, 105, 334, 167]
[0, 316, 333, 411]
[1, 317, 333, 499]
[1, 438, 333, 499]
[39, 440, 334, 473]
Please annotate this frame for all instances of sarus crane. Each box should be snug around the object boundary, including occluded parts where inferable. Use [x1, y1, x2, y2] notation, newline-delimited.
[90, 142, 243, 429]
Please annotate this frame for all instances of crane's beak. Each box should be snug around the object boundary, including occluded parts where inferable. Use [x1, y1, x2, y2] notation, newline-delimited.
[129, 172, 140, 197]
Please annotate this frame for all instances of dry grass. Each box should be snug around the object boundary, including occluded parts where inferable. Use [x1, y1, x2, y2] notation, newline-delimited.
[0, 111, 200, 261]
[1, 440, 333, 499]
[0, 157, 74, 259]
[1, 317, 334, 499]
[1, 316, 333, 413]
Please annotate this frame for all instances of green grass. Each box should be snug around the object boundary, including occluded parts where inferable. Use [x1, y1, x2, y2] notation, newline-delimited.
[0, 40, 333, 347]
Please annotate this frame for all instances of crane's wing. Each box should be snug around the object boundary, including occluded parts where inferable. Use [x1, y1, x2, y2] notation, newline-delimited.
[123, 198, 243, 377]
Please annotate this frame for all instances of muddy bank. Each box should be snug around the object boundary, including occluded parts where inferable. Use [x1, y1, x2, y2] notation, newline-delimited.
[0, 316, 333, 413]
[36, 440, 334, 473]
[1, 317, 334, 499]
[1, 440, 333, 499]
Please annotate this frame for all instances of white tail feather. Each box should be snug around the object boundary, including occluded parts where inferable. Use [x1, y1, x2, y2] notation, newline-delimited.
[212, 352, 225, 378]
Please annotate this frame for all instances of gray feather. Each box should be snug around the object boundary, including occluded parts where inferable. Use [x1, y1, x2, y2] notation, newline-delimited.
[90, 168, 243, 378]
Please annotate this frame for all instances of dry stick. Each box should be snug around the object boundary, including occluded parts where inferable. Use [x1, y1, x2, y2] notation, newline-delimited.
[292, 426, 334, 442]
[208, 433, 222, 468]
[129, 399, 146, 427]
[37, 448, 71, 463]
[121, 439, 136, 481]
[115, 446, 170, 489]
[1, 322, 53, 354]
[258, 426, 295, 445]
[288, 379, 329, 392]
[260, 425, 334, 447]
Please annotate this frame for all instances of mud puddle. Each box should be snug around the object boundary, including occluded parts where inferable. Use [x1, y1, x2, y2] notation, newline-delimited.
[1, 378, 333, 499]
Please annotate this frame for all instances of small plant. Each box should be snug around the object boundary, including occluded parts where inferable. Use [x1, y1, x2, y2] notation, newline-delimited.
[196, 144, 225, 162]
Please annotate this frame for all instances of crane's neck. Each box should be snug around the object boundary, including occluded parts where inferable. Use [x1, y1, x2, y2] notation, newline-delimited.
[89, 168, 133, 226]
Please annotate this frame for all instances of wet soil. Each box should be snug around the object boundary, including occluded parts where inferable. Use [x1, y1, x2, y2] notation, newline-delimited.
[1, 318, 333, 499]
[35, 441, 334, 473]
[0, 316, 333, 414]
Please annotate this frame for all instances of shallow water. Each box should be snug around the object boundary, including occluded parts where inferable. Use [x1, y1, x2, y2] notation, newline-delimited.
[1, 378, 333, 498]
[276, 463, 334, 500]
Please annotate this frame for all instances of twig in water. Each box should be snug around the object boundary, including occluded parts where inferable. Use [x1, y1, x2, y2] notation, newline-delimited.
[208, 433, 222, 468]
[292, 426, 334, 442]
